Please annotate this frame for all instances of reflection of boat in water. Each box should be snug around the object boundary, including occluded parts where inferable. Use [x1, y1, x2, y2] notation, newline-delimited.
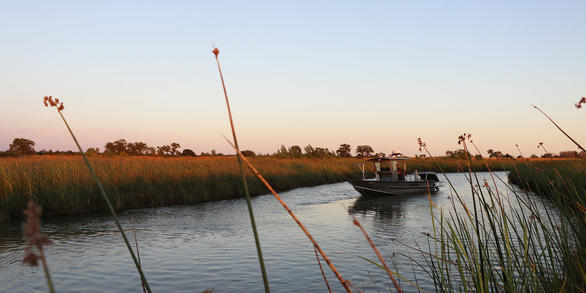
[349, 195, 406, 219]
[348, 155, 441, 196]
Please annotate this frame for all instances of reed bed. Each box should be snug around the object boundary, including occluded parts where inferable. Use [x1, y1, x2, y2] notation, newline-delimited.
[507, 159, 586, 199]
[1, 156, 577, 221]
[415, 138, 585, 292]
[0, 156, 363, 220]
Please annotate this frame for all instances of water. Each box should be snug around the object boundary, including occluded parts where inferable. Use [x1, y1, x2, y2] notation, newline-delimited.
[0, 172, 552, 292]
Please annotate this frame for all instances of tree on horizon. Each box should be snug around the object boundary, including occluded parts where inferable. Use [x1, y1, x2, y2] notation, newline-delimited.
[288, 145, 302, 157]
[104, 139, 128, 154]
[182, 149, 196, 156]
[336, 144, 352, 157]
[355, 145, 374, 157]
[8, 138, 36, 155]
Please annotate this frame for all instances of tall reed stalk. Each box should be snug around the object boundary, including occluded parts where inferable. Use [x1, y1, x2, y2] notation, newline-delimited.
[212, 48, 270, 293]
[533, 105, 585, 152]
[225, 138, 354, 292]
[351, 215, 403, 292]
[314, 247, 332, 293]
[43, 96, 151, 293]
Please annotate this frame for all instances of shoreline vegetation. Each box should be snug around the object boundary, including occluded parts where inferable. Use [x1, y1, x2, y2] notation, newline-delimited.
[417, 135, 586, 292]
[0, 155, 581, 221]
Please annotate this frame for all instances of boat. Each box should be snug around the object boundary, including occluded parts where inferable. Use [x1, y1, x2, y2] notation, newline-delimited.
[348, 154, 440, 196]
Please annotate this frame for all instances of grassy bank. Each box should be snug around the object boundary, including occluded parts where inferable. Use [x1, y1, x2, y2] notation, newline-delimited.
[507, 159, 586, 198]
[0, 156, 365, 220]
[506, 159, 586, 291]
[1, 156, 577, 221]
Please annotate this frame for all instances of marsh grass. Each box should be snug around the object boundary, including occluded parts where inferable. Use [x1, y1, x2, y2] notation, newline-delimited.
[0, 156, 574, 221]
[415, 137, 585, 292]
[0, 156, 364, 219]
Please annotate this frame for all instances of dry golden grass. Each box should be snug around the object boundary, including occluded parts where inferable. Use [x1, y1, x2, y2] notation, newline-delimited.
[0, 155, 363, 219]
[1, 155, 575, 220]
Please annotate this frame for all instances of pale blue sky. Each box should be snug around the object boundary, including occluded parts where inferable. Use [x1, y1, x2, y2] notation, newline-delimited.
[0, 0, 584, 156]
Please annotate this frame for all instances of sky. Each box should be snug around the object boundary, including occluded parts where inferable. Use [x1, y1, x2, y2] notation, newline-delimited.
[0, 0, 584, 156]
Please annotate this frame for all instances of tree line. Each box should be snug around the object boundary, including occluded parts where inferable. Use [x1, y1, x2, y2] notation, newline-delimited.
[437, 148, 585, 160]
[1, 138, 199, 157]
[1, 137, 584, 159]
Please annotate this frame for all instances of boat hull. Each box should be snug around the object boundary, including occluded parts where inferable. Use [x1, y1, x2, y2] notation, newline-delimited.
[349, 180, 439, 196]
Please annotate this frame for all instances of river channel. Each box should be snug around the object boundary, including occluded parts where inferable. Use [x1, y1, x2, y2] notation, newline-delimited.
[0, 172, 550, 292]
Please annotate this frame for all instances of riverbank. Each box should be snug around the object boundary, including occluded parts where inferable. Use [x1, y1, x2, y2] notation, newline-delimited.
[507, 159, 585, 196]
[0, 156, 363, 220]
[0, 156, 578, 221]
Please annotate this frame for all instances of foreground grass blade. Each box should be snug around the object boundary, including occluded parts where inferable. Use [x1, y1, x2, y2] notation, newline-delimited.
[134, 230, 147, 293]
[22, 200, 55, 293]
[356, 256, 423, 291]
[212, 48, 270, 293]
[351, 215, 403, 292]
[224, 137, 354, 292]
[43, 96, 151, 293]
[314, 246, 332, 293]
[532, 104, 585, 152]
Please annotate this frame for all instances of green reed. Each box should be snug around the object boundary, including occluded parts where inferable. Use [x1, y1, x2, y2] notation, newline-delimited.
[43, 96, 152, 292]
[213, 47, 270, 292]
[416, 136, 585, 292]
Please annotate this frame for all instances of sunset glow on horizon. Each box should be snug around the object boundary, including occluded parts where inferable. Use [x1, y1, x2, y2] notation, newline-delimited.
[1, 1, 584, 156]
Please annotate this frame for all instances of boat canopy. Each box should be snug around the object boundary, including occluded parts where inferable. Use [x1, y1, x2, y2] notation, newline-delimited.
[365, 156, 408, 162]
[362, 156, 408, 181]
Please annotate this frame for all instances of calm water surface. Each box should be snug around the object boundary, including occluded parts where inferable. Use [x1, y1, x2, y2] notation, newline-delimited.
[0, 172, 549, 292]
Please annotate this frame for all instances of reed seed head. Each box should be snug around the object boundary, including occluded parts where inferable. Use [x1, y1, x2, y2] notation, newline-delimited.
[575, 96, 585, 109]
[22, 200, 52, 267]
[43, 96, 64, 111]
[458, 133, 471, 145]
